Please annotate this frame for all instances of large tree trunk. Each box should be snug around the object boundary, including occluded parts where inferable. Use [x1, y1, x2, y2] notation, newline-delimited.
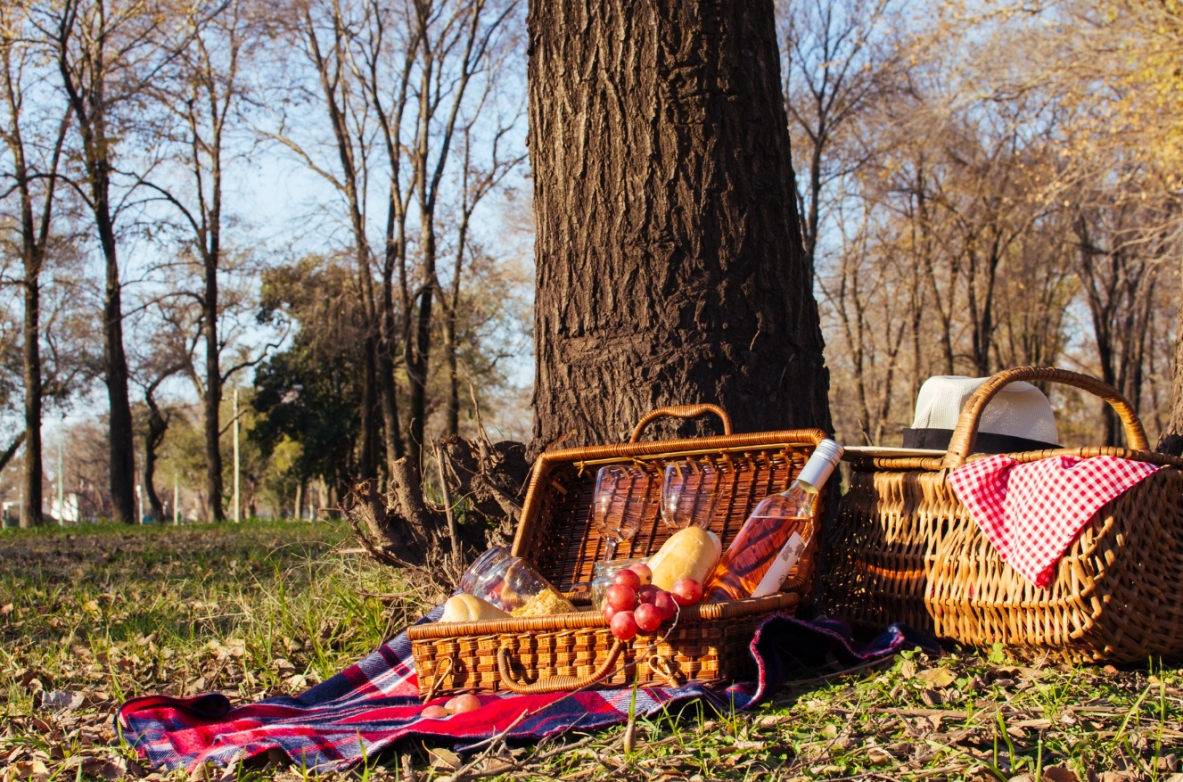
[1159, 268, 1183, 455]
[22, 271, 43, 528]
[59, 36, 136, 523]
[527, 0, 830, 450]
[99, 199, 136, 523]
[204, 263, 225, 522]
[360, 335, 379, 479]
[405, 220, 437, 469]
[378, 273, 405, 469]
[144, 396, 168, 521]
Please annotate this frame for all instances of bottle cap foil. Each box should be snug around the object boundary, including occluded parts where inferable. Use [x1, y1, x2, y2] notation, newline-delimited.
[797, 438, 844, 493]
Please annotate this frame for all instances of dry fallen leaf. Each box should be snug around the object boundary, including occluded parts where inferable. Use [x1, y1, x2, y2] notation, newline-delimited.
[918, 668, 956, 688]
[428, 748, 462, 770]
[40, 691, 85, 713]
[1041, 767, 1079, 782]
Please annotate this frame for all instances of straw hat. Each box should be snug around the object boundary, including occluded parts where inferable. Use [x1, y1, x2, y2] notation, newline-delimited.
[902, 375, 1060, 453]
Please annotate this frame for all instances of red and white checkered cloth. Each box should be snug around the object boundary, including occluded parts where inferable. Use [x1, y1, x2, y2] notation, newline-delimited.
[948, 455, 1162, 588]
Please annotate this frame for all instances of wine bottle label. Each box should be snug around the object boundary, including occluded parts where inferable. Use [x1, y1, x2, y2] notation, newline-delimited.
[750, 532, 806, 598]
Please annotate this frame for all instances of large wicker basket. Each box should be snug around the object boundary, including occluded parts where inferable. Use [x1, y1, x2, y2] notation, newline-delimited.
[824, 367, 1183, 664]
[408, 405, 827, 699]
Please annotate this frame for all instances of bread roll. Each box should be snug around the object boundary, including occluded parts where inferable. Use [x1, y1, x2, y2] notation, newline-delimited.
[439, 594, 511, 623]
[648, 526, 722, 591]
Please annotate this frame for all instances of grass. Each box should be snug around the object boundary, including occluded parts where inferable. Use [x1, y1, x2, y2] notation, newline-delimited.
[2, 521, 1181, 782]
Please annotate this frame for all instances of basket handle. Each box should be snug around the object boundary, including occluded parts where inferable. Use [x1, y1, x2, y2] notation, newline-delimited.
[630, 404, 732, 443]
[942, 367, 1149, 469]
[496, 639, 625, 694]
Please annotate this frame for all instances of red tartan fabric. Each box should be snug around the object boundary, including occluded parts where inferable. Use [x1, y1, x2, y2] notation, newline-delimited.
[116, 608, 936, 775]
[948, 455, 1162, 587]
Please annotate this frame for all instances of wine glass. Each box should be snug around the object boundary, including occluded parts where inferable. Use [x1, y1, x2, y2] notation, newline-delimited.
[661, 459, 722, 530]
[592, 465, 656, 561]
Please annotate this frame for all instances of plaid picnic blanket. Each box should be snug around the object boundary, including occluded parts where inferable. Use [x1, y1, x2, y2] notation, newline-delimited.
[117, 607, 934, 774]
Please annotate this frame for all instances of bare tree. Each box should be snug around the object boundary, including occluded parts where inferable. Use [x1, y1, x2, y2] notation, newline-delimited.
[1074, 200, 1164, 446]
[142, 0, 259, 521]
[36, 0, 190, 522]
[0, 3, 71, 526]
[398, 0, 518, 467]
[267, 0, 520, 475]
[439, 108, 524, 435]
[780, 0, 893, 280]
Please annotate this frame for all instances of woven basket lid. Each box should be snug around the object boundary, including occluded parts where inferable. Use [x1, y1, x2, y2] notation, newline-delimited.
[910, 375, 1059, 446]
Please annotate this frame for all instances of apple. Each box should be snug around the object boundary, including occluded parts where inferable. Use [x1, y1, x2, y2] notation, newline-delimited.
[637, 584, 660, 605]
[634, 603, 662, 633]
[670, 578, 703, 607]
[606, 584, 637, 612]
[653, 590, 678, 620]
[422, 705, 451, 718]
[613, 569, 641, 591]
[628, 563, 653, 586]
[446, 694, 481, 713]
[610, 610, 638, 641]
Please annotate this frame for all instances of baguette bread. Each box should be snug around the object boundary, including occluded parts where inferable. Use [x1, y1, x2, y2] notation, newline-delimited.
[648, 526, 722, 590]
[440, 594, 511, 623]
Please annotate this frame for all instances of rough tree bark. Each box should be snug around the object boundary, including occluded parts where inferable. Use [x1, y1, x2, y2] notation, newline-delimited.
[527, 0, 831, 452]
[4, 44, 70, 528]
[1159, 270, 1183, 455]
[144, 393, 169, 521]
[21, 262, 42, 528]
[56, 1, 137, 522]
[0, 431, 26, 473]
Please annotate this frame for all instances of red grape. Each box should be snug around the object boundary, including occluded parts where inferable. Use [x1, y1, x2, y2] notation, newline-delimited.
[637, 584, 660, 604]
[634, 603, 662, 633]
[671, 578, 703, 606]
[606, 584, 637, 612]
[628, 563, 653, 586]
[603, 603, 619, 622]
[653, 590, 678, 620]
[610, 610, 638, 641]
[613, 569, 641, 590]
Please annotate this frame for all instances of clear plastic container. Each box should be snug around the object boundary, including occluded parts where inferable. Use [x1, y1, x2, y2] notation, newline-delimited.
[459, 546, 576, 617]
[590, 556, 650, 609]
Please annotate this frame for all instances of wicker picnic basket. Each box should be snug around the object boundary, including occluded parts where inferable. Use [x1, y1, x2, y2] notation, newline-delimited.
[407, 405, 828, 699]
[823, 367, 1183, 664]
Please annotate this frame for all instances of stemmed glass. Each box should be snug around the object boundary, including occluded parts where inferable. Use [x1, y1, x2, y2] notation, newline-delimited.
[592, 465, 657, 561]
[661, 459, 722, 530]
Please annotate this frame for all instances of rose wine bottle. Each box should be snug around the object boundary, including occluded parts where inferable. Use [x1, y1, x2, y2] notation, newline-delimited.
[704, 439, 843, 602]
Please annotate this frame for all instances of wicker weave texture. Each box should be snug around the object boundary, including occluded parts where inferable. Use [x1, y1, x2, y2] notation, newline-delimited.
[408, 415, 827, 699]
[411, 607, 771, 695]
[518, 449, 811, 594]
[823, 367, 1183, 664]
